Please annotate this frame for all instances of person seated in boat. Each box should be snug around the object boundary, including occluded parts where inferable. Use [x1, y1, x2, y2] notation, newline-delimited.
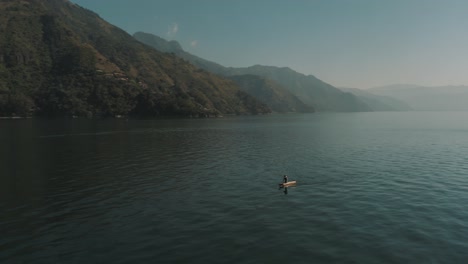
[283, 175, 288, 183]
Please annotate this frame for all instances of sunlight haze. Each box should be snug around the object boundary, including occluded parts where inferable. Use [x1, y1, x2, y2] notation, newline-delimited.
[5, 1, 468, 262]
[71, 0, 468, 88]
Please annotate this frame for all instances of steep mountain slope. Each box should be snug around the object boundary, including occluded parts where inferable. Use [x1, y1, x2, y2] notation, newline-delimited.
[228, 75, 314, 113]
[134, 31, 372, 112]
[339, 87, 412, 111]
[369, 85, 468, 111]
[133, 32, 312, 113]
[134, 32, 228, 76]
[226, 65, 371, 112]
[0, 0, 270, 117]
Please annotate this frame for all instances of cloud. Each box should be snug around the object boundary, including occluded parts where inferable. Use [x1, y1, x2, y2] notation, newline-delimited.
[190, 40, 198, 47]
[167, 23, 178, 39]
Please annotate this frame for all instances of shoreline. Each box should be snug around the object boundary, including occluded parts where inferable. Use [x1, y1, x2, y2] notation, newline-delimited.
[0, 116, 32, 119]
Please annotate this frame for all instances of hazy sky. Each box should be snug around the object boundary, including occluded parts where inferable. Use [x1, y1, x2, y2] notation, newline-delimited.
[71, 0, 468, 88]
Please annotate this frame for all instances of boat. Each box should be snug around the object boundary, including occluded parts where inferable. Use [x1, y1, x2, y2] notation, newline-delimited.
[279, 181, 297, 188]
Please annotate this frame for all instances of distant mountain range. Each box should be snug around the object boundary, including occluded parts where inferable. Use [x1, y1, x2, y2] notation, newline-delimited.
[368, 84, 468, 111]
[135, 32, 419, 113]
[339, 87, 412, 111]
[0, 0, 270, 117]
[0, 0, 415, 118]
[228, 74, 314, 113]
[226, 65, 373, 112]
[135, 32, 386, 112]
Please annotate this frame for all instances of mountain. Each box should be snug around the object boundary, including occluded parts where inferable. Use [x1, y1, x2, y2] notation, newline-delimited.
[0, 0, 270, 117]
[133, 32, 228, 76]
[133, 32, 312, 113]
[339, 87, 412, 111]
[134, 32, 372, 112]
[368, 84, 468, 111]
[228, 75, 314, 113]
[225, 65, 371, 112]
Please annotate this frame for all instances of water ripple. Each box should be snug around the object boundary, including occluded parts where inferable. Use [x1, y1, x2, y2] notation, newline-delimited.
[3, 113, 468, 263]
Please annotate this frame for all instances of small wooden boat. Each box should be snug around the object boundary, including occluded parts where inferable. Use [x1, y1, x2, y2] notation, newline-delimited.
[279, 181, 297, 188]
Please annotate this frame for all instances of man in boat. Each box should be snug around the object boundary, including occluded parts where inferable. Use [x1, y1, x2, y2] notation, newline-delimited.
[283, 175, 288, 183]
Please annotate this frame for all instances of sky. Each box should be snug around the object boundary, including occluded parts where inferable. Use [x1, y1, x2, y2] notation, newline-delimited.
[71, 0, 468, 89]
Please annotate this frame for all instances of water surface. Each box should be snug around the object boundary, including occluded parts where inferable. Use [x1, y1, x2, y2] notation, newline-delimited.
[1, 112, 468, 263]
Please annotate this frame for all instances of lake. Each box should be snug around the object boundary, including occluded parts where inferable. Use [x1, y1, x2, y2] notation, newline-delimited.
[1, 112, 468, 263]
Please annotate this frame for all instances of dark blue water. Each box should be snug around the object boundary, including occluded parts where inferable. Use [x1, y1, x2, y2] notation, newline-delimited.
[2, 112, 468, 263]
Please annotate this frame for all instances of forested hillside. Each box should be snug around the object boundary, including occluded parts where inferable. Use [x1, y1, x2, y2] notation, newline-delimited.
[0, 0, 270, 117]
[135, 32, 372, 112]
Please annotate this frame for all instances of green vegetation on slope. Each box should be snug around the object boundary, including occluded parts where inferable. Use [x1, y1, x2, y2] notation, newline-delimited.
[226, 65, 371, 112]
[0, 0, 270, 117]
[134, 31, 372, 112]
[228, 75, 314, 113]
